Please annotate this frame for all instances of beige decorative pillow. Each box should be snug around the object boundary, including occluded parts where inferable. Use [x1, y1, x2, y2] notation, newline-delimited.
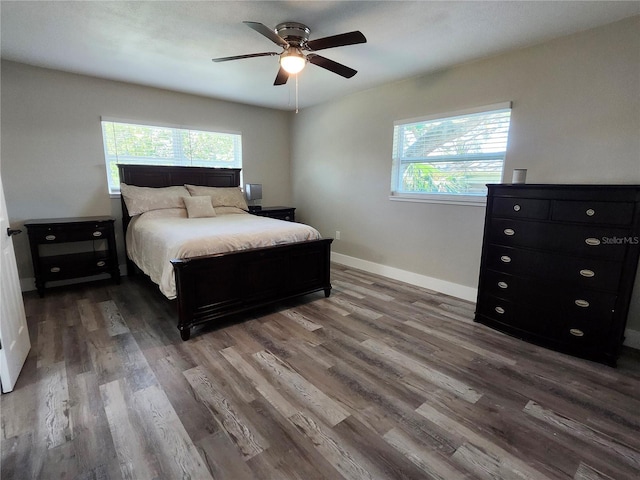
[121, 184, 190, 216]
[185, 185, 248, 211]
[183, 196, 217, 218]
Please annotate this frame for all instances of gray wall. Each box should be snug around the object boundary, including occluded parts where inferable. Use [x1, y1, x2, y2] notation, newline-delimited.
[290, 17, 640, 330]
[1, 61, 292, 279]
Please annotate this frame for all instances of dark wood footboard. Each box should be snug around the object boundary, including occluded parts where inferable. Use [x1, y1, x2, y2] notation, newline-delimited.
[171, 238, 333, 340]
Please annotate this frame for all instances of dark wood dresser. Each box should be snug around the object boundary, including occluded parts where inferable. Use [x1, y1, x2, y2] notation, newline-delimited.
[25, 216, 120, 296]
[475, 184, 640, 366]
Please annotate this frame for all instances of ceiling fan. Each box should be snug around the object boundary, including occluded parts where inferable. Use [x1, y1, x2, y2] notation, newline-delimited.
[212, 21, 367, 85]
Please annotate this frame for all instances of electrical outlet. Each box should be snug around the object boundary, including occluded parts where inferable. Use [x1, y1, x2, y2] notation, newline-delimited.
[335, 230, 341, 240]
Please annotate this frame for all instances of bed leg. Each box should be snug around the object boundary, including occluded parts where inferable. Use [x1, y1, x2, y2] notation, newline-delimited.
[180, 328, 191, 341]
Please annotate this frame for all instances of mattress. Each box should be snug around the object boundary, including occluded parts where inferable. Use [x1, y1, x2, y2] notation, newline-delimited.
[126, 209, 322, 299]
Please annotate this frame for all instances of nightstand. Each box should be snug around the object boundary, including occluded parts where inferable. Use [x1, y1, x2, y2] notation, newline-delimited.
[251, 206, 296, 222]
[24, 216, 120, 296]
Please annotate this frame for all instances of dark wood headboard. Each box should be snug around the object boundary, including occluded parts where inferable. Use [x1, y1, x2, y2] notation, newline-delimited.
[118, 164, 241, 233]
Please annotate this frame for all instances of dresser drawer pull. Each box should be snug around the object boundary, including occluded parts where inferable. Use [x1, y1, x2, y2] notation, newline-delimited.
[494, 306, 505, 314]
[575, 299, 590, 308]
[569, 328, 584, 337]
[45, 234, 56, 241]
[585, 237, 601, 246]
[497, 281, 508, 289]
[96, 260, 106, 267]
[92, 231, 103, 237]
[503, 228, 515, 236]
[500, 255, 512, 263]
[586, 208, 595, 217]
[50, 267, 61, 273]
[579, 269, 595, 278]
[513, 204, 521, 212]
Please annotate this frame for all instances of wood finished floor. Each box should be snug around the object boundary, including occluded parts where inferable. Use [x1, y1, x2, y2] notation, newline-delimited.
[2, 264, 640, 480]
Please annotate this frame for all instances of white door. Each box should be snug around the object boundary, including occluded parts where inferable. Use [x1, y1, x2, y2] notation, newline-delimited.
[0, 172, 31, 393]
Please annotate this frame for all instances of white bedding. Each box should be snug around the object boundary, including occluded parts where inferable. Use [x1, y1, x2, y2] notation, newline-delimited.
[126, 209, 322, 299]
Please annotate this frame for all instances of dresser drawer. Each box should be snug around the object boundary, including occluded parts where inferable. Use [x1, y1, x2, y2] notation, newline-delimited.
[481, 270, 550, 305]
[30, 224, 110, 243]
[482, 269, 617, 315]
[551, 200, 635, 226]
[558, 317, 614, 347]
[484, 245, 624, 291]
[492, 197, 550, 220]
[477, 294, 552, 337]
[489, 219, 629, 260]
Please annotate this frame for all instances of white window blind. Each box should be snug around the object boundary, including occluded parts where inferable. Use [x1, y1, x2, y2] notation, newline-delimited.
[101, 120, 242, 195]
[391, 103, 512, 202]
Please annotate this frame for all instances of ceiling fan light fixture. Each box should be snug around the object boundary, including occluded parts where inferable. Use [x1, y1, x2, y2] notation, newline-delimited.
[280, 49, 306, 74]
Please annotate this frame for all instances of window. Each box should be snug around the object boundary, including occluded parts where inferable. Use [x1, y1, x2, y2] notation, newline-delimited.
[390, 102, 512, 204]
[101, 120, 242, 195]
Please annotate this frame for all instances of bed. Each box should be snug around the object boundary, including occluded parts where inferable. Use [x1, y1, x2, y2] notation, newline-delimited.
[118, 164, 333, 340]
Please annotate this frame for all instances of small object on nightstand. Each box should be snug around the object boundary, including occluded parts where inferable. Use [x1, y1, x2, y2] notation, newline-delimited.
[24, 216, 120, 296]
[252, 206, 296, 222]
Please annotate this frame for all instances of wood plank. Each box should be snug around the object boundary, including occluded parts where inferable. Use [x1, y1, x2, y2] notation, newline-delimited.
[100, 379, 159, 480]
[524, 400, 640, 472]
[416, 401, 556, 480]
[183, 365, 268, 460]
[383, 427, 470, 480]
[252, 349, 351, 426]
[132, 384, 213, 479]
[98, 299, 130, 336]
[362, 338, 483, 403]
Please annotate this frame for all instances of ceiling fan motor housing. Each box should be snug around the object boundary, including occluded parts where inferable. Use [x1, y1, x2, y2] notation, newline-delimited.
[275, 22, 311, 48]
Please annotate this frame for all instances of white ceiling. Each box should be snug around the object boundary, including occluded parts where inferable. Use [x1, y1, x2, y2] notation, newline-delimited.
[1, 1, 638, 111]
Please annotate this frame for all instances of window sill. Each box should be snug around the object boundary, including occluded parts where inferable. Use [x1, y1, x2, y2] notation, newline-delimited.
[389, 193, 487, 207]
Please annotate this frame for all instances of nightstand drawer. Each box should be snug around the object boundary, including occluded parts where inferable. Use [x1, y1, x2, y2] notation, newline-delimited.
[40, 252, 111, 281]
[30, 224, 110, 243]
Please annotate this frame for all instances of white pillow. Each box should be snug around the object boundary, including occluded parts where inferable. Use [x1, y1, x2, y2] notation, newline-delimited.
[121, 184, 190, 216]
[183, 196, 217, 218]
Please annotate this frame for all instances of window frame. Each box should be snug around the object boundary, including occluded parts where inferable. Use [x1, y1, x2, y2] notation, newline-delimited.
[101, 118, 243, 197]
[389, 102, 512, 206]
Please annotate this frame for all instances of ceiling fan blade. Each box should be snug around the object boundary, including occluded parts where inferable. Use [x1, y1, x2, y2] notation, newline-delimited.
[212, 52, 278, 62]
[274, 67, 289, 86]
[306, 31, 366, 51]
[307, 54, 357, 78]
[244, 21, 289, 48]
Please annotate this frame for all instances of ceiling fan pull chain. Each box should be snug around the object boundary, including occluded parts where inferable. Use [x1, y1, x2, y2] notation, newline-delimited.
[295, 74, 299, 114]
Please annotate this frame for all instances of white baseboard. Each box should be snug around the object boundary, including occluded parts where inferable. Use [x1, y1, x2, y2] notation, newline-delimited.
[331, 252, 478, 302]
[331, 252, 639, 350]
